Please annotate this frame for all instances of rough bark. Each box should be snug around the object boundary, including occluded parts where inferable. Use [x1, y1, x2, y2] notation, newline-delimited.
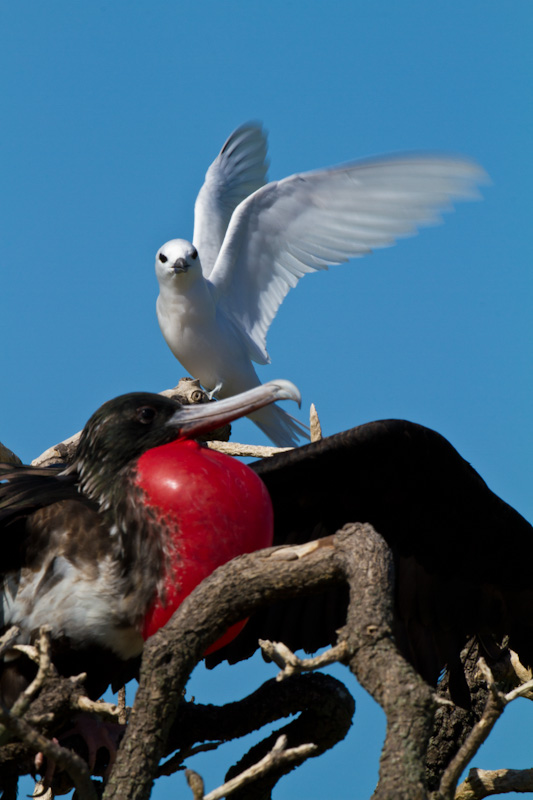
[103, 523, 439, 800]
[4, 522, 525, 799]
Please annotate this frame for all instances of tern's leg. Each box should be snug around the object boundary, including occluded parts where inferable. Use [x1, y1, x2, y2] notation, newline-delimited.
[206, 383, 223, 400]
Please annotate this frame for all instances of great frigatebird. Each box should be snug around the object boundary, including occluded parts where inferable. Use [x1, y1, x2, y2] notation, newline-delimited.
[2, 400, 531, 710]
[207, 419, 533, 701]
[0, 380, 299, 704]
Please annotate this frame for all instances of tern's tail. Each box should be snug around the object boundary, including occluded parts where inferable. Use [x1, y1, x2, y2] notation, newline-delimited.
[248, 402, 310, 448]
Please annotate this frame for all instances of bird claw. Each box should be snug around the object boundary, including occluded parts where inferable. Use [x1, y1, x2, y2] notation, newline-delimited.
[32, 779, 54, 799]
[59, 713, 124, 778]
[34, 716, 125, 793]
[34, 739, 58, 794]
[206, 384, 222, 400]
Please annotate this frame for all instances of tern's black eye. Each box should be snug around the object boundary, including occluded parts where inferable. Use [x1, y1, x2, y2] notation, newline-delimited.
[191, 249, 198, 260]
[159, 253, 168, 263]
[136, 406, 157, 424]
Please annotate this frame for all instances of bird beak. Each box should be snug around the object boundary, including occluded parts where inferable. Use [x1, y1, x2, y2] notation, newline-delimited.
[172, 258, 189, 274]
[167, 380, 302, 437]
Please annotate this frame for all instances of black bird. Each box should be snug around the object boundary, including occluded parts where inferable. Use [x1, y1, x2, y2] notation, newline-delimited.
[0, 380, 299, 703]
[207, 419, 533, 699]
[2, 404, 531, 706]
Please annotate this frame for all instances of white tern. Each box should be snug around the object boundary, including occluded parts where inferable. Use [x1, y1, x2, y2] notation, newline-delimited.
[155, 123, 486, 446]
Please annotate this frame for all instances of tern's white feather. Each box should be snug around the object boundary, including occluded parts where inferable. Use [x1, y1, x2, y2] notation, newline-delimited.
[155, 123, 487, 446]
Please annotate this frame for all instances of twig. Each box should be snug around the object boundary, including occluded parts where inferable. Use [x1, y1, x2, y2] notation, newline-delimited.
[32, 425, 293, 465]
[266, 539, 328, 561]
[0, 626, 21, 653]
[310, 403, 322, 442]
[26, 713, 55, 726]
[0, 707, 97, 800]
[0, 626, 21, 658]
[74, 695, 125, 723]
[33, 430, 291, 464]
[11, 644, 41, 663]
[437, 658, 530, 800]
[185, 735, 318, 800]
[158, 742, 221, 778]
[206, 736, 317, 800]
[455, 767, 533, 799]
[32, 431, 81, 467]
[31, 375, 313, 468]
[117, 686, 128, 725]
[0, 628, 53, 744]
[185, 769, 205, 800]
[0, 441, 22, 465]
[10, 628, 52, 719]
[69, 672, 88, 686]
[503, 676, 533, 703]
[259, 640, 348, 681]
[162, 672, 353, 779]
[207, 441, 293, 457]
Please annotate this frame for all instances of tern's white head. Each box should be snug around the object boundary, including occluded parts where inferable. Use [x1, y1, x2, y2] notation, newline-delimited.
[155, 239, 201, 287]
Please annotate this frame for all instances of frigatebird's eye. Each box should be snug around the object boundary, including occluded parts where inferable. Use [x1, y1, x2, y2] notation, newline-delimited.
[136, 406, 157, 424]
[191, 249, 198, 260]
[159, 253, 168, 263]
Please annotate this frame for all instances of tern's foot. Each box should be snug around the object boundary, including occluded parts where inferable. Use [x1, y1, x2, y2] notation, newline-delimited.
[206, 383, 222, 400]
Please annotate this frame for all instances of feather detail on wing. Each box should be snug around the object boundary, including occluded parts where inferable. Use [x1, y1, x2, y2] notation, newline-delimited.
[209, 155, 488, 362]
[0, 463, 75, 523]
[0, 463, 97, 577]
[193, 123, 269, 277]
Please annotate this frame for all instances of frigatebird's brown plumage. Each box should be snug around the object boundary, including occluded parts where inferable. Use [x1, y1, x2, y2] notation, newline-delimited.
[1, 405, 531, 709]
[0, 380, 299, 703]
[207, 419, 533, 701]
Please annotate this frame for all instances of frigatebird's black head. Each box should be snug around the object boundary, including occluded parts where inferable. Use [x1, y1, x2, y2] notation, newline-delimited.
[74, 392, 181, 489]
[71, 381, 300, 506]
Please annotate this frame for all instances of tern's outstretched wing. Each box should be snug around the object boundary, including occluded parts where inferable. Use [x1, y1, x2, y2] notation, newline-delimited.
[193, 123, 269, 277]
[209, 156, 487, 363]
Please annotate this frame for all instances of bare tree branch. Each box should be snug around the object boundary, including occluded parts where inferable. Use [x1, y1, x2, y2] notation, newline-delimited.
[0, 627, 21, 658]
[0, 442, 22, 466]
[186, 735, 317, 800]
[103, 530, 350, 800]
[30, 377, 293, 466]
[206, 442, 292, 457]
[117, 686, 128, 725]
[186, 768, 206, 800]
[8, 628, 52, 727]
[158, 742, 221, 778]
[0, 707, 97, 800]
[74, 696, 126, 723]
[455, 767, 533, 799]
[102, 523, 437, 800]
[309, 403, 322, 442]
[258, 639, 348, 680]
[437, 658, 533, 800]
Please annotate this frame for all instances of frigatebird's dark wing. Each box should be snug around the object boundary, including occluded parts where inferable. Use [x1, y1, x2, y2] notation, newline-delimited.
[0, 463, 83, 574]
[0, 463, 139, 699]
[206, 420, 533, 694]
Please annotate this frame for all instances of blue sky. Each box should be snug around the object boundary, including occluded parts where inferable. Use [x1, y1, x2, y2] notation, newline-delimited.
[1, 2, 531, 798]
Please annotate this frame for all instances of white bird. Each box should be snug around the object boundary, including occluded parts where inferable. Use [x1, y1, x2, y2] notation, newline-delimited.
[155, 123, 486, 446]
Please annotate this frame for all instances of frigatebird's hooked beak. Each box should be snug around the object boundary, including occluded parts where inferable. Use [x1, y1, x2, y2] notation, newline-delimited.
[167, 380, 302, 438]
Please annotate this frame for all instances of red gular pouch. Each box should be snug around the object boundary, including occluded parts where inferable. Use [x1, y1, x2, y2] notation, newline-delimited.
[135, 438, 273, 653]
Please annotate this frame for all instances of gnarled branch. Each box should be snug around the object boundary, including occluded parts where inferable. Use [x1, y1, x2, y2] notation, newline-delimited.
[103, 523, 435, 800]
